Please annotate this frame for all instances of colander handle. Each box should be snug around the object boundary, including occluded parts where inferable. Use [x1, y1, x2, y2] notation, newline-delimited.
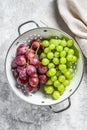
[49, 97, 71, 113]
[18, 20, 39, 35]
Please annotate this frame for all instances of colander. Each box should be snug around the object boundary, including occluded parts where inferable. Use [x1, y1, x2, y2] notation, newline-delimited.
[5, 20, 84, 113]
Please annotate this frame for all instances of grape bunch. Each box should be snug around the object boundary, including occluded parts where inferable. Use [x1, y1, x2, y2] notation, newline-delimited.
[40, 38, 78, 100]
[11, 37, 78, 100]
[11, 41, 48, 95]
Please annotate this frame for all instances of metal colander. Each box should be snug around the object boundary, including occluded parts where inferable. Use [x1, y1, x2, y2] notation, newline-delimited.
[5, 21, 84, 113]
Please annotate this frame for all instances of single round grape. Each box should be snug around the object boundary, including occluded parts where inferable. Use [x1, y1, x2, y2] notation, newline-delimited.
[68, 68, 74, 74]
[65, 71, 73, 80]
[30, 58, 40, 67]
[58, 75, 65, 82]
[68, 49, 74, 55]
[53, 58, 59, 65]
[42, 40, 49, 47]
[46, 79, 53, 85]
[48, 63, 55, 69]
[66, 62, 72, 67]
[42, 58, 49, 65]
[60, 51, 66, 57]
[47, 52, 54, 59]
[58, 84, 65, 92]
[59, 64, 66, 71]
[60, 40, 67, 47]
[48, 68, 56, 76]
[51, 76, 57, 82]
[67, 39, 74, 47]
[63, 80, 70, 87]
[64, 47, 69, 52]
[40, 52, 46, 59]
[44, 47, 50, 54]
[56, 46, 63, 52]
[38, 64, 48, 74]
[52, 91, 60, 100]
[54, 52, 60, 58]
[39, 75, 48, 84]
[49, 44, 55, 50]
[54, 80, 61, 88]
[67, 55, 73, 61]
[50, 39, 61, 46]
[44, 85, 54, 94]
[46, 71, 51, 77]
[72, 56, 77, 62]
[60, 57, 66, 64]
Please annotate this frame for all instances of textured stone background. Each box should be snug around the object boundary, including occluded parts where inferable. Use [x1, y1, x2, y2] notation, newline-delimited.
[0, 0, 87, 130]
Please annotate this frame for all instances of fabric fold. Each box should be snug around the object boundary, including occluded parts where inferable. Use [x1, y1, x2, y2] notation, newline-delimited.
[57, 0, 87, 57]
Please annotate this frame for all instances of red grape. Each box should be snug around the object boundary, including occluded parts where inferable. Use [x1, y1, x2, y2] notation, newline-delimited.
[39, 75, 48, 84]
[16, 55, 26, 66]
[25, 83, 40, 92]
[29, 77, 39, 87]
[32, 41, 39, 49]
[25, 50, 35, 59]
[12, 69, 19, 78]
[16, 44, 28, 55]
[19, 68, 28, 80]
[38, 64, 47, 74]
[27, 65, 36, 76]
[30, 58, 40, 67]
[11, 59, 17, 68]
[17, 66, 25, 73]
[17, 77, 28, 85]
[30, 74, 38, 78]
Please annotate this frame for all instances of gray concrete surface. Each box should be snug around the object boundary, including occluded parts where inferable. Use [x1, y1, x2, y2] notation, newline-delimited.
[0, 0, 87, 130]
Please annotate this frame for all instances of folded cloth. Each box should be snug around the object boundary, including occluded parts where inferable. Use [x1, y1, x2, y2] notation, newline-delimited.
[57, 0, 87, 57]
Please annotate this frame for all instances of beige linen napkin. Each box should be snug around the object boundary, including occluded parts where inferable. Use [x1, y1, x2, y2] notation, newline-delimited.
[57, 0, 87, 57]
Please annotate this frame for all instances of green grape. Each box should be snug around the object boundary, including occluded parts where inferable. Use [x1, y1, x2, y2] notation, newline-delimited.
[67, 39, 74, 47]
[59, 64, 67, 71]
[48, 68, 56, 76]
[63, 80, 70, 87]
[44, 47, 50, 54]
[58, 75, 66, 82]
[49, 44, 55, 50]
[53, 58, 59, 65]
[47, 52, 54, 59]
[66, 62, 72, 67]
[56, 46, 63, 52]
[46, 71, 50, 77]
[60, 91, 64, 95]
[44, 85, 54, 94]
[50, 39, 61, 46]
[60, 39, 67, 47]
[65, 71, 73, 80]
[54, 80, 61, 88]
[67, 55, 73, 61]
[52, 91, 60, 100]
[60, 57, 66, 64]
[64, 47, 69, 52]
[46, 79, 53, 85]
[58, 84, 65, 92]
[51, 76, 57, 82]
[42, 40, 49, 47]
[68, 49, 74, 55]
[40, 52, 46, 59]
[56, 71, 62, 77]
[68, 68, 74, 74]
[48, 63, 55, 69]
[72, 56, 77, 62]
[42, 58, 49, 65]
[54, 52, 60, 58]
[60, 51, 66, 57]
